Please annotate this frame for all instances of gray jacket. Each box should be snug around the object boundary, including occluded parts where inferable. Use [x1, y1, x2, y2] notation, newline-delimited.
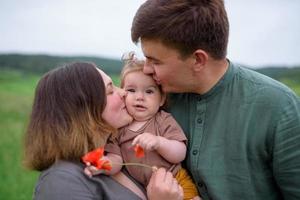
[34, 160, 143, 200]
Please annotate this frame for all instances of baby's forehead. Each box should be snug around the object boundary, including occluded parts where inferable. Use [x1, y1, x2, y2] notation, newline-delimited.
[125, 71, 155, 80]
[124, 82, 158, 88]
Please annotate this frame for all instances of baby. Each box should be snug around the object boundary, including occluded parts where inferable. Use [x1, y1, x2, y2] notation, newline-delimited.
[86, 52, 199, 200]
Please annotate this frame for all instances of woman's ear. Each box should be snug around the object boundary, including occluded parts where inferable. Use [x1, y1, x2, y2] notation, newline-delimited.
[192, 50, 208, 72]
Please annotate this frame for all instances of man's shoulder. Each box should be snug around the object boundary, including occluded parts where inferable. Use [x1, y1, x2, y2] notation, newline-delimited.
[236, 64, 289, 90]
[234, 63, 298, 102]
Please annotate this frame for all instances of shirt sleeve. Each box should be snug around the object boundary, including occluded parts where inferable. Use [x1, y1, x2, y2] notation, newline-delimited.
[105, 132, 122, 156]
[157, 111, 187, 142]
[273, 95, 300, 199]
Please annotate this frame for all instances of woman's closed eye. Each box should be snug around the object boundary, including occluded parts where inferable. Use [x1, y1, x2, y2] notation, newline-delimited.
[106, 83, 116, 95]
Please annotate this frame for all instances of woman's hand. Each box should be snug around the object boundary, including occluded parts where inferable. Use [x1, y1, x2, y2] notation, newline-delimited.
[147, 168, 183, 200]
[83, 162, 106, 177]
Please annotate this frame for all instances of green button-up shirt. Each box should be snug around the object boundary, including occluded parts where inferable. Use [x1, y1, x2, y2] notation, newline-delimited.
[168, 61, 300, 200]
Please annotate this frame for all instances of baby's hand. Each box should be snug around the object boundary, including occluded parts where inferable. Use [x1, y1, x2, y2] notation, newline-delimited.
[83, 162, 106, 177]
[132, 133, 161, 151]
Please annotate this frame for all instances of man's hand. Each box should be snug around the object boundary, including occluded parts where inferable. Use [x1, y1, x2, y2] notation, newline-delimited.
[147, 168, 183, 200]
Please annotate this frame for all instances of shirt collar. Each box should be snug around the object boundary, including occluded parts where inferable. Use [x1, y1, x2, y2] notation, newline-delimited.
[198, 59, 237, 99]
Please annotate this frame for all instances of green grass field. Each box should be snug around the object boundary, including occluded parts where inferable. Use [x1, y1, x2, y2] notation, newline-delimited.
[280, 78, 300, 96]
[0, 70, 39, 200]
[0, 69, 299, 199]
[0, 70, 120, 199]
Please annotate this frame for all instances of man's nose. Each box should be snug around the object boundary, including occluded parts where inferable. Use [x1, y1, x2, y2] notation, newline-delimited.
[143, 60, 154, 75]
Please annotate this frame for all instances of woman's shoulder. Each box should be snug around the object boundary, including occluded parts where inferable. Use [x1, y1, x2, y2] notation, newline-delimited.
[34, 160, 94, 199]
[38, 160, 86, 182]
[34, 160, 142, 200]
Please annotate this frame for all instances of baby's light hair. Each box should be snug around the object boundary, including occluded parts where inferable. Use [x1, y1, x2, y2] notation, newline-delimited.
[120, 51, 145, 88]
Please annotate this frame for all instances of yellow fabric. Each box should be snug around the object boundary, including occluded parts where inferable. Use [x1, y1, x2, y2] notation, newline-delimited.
[175, 168, 199, 200]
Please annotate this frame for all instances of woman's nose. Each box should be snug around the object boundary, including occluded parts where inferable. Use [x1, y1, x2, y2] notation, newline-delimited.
[117, 87, 126, 97]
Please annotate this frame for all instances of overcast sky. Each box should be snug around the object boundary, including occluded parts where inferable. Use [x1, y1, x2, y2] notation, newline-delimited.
[0, 0, 299, 68]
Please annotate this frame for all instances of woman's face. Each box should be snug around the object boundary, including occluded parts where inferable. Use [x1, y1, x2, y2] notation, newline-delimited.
[99, 69, 133, 128]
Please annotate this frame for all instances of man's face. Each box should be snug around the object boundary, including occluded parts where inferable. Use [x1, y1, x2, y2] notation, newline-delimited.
[141, 39, 195, 93]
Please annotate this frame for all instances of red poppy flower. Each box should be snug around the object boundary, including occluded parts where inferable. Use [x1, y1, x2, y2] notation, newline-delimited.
[82, 147, 112, 171]
[95, 159, 112, 171]
[134, 144, 145, 158]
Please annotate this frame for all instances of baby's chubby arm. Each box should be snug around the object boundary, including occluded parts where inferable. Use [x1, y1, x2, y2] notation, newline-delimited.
[132, 133, 186, 164]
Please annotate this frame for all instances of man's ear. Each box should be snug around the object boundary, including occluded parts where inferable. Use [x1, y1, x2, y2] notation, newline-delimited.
[192, 50, 208, 72]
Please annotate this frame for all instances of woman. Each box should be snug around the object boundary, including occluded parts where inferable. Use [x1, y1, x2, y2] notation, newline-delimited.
[24, 62, 183, 200]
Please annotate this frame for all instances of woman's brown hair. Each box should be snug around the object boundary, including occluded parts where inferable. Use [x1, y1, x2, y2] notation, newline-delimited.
[24, 62, 115, 171]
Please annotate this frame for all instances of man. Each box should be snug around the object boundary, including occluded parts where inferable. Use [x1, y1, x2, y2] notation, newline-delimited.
[131, 0, 300, 199]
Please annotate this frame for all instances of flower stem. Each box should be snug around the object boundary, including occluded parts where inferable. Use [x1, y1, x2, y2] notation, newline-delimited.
[112, 162, 154, 170]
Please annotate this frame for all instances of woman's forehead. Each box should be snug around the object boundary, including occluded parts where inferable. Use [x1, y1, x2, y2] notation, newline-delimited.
[97, 68, 112, 85]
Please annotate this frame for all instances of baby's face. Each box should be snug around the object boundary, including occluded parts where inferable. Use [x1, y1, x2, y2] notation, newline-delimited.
[123, 71, 165, 122]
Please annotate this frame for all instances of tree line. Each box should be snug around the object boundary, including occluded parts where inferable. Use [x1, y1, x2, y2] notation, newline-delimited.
[0, 54, 300, 83]
[0, 54, 123, 74]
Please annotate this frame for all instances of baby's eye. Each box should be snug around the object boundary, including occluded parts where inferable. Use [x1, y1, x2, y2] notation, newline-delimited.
[146, 89, 154, 94]
[126, 88, 135, 93]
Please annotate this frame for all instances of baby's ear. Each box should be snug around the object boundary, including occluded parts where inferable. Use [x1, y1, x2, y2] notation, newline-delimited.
[160, 93, 167, 107]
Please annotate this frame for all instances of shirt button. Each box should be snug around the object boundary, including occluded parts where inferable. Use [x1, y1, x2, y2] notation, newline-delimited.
[192, 150, 198, 155]
[197, 118, 203, 124]
[198, 182, 204, 187]
[197, 97, 202, 102]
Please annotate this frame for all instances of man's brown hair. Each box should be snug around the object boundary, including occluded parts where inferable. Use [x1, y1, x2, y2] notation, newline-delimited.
[131, 0, 229, 59]
[24, 62, 115, 171]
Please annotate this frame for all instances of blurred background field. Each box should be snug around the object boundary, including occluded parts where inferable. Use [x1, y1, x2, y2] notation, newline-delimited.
[0, 65, 120, 200]
[0, 70, 39, 200]
[1, 1, 299, 199]
[0, 55, 299, 199]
